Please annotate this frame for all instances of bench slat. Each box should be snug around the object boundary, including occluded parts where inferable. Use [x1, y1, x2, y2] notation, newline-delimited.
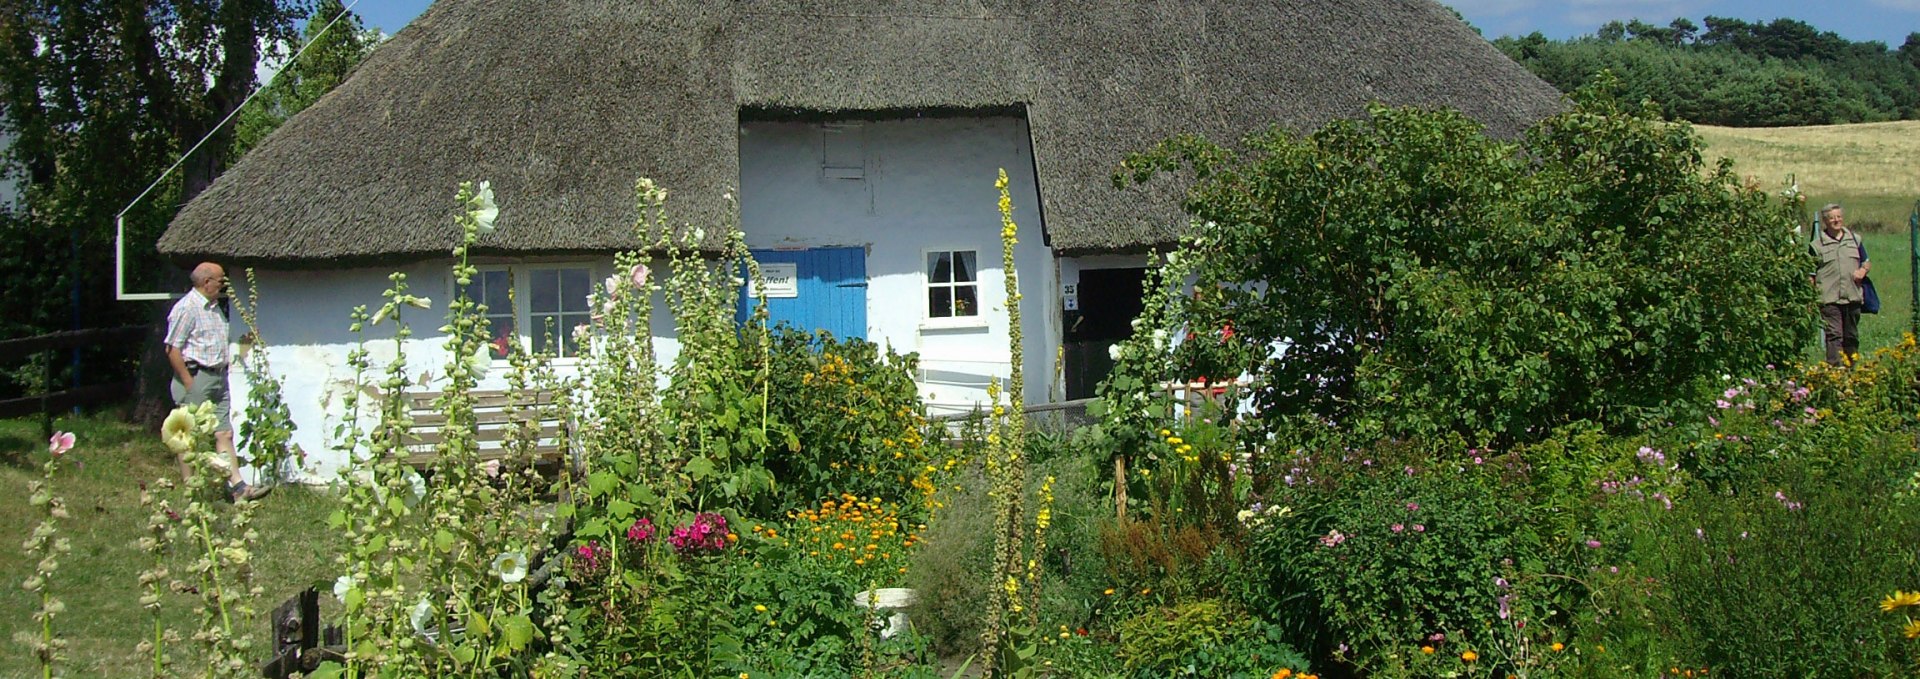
[408, 390, 559, 409]
[405, 424, 563, 447]
[410, 409, 566, 427]
[405, 444, 567, 467]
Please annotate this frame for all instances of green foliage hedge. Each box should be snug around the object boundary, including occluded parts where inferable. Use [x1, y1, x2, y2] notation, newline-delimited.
[1121, 81, 1815, 444]
[1494, 18, 1920, 126]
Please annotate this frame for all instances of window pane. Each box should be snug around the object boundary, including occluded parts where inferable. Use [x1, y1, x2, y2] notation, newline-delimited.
[561, 312, 590, 357]
[560, 268, 590, 313]
[484, 270, 511, 312]
[954, 284, 978, 317]
[929, 286, 951, 318]
[531, 269, 559, 314]
[485, 314, 515, 358]
[953, 251, 975, 283]
[531, 313, 559, 355]
[929, 252, 951, 284]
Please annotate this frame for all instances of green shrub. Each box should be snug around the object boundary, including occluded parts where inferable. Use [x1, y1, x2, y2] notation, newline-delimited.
[908, 467, 994, 656]
[1616, 416, 1920, 675]
[1116, 599, 1307, 678]
[910, 445, 1115, 659]
[1246, 440, 1566, 674]
[1120, 78, 1816, 444]
[759, 328, 931, 513]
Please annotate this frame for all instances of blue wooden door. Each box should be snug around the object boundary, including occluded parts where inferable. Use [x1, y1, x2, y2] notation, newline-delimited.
[740, 247, 867, 340]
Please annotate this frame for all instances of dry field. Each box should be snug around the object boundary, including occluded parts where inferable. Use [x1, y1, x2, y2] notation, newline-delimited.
[1695, 120, 1920, 231]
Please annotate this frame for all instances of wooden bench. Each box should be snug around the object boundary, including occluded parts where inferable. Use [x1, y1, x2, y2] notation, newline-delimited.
[402, 389, 571, 468]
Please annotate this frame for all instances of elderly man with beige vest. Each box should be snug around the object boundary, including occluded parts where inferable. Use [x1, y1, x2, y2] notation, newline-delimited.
[1810, 204, 1871, 366]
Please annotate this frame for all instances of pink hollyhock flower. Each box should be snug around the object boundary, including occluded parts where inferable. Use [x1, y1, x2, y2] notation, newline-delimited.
[1391, 523, 1405, 533]
[48, 431, 74, 456]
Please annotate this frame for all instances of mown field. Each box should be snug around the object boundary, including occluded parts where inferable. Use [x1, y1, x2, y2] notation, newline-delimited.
[1695, 120, 1919, 232]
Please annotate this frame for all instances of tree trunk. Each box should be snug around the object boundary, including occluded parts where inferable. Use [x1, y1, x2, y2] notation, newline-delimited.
[129, 300, 178, 427]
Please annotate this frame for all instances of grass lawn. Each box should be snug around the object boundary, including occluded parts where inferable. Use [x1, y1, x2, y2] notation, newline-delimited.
[1853, 232, 1917, 357]
[0, 410, 340, 678]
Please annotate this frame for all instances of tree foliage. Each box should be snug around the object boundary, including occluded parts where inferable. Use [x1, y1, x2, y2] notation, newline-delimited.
[231, 0, 378, 160]
[1496, 17, 1920, 126]
[0, 1, 317, 396]
[1121, 80, 1817, 443]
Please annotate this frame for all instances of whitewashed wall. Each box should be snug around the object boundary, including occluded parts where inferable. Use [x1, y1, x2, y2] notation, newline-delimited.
[739, 116, 1058, 415]
[226, 257, 679, 481]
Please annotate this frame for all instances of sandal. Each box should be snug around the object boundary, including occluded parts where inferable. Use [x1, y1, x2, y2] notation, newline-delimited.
[228, 481, 273, 503]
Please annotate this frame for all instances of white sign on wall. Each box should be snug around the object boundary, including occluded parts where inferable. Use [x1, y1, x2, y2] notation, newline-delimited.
[754, 262, 799, 298]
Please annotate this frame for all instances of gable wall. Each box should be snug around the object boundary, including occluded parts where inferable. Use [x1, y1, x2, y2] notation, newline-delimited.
[739, 115, 1059, 413]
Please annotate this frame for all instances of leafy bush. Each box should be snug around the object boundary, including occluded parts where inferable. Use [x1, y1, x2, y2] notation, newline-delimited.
[1120, 80, 1816, 444]
[1577, 344, 1920, 676]
[908, 468, 995, 656]
[910, 445, 1115, 659]
[1116, 599, 1308, 678]
[759, 328, 932, 513]
[1245, 442, 1565, 674]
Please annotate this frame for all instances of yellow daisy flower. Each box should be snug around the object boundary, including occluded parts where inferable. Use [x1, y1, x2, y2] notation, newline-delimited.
[1881, 591, 1920, 612]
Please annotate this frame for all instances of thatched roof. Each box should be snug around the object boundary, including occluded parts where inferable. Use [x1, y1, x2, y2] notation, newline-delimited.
[160, 0, 1565, 264]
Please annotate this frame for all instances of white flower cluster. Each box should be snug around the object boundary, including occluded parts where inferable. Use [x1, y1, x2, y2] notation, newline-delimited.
[1236, 503, 1293, 530]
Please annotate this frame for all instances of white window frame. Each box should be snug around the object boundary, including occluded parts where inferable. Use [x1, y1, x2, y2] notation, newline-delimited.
[921, 248, 987, 330]
[456, 261, 600, 366]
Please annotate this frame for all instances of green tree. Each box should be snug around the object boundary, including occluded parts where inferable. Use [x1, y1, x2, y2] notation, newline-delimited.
[230, 0, 378, 160]
[1120, 79, 1816, 443]
[0, 0, 308, 404]
[1496, 16, 1920, 126]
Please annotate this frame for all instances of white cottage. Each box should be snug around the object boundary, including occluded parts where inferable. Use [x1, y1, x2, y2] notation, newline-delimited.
[157, 0, 1562, 480]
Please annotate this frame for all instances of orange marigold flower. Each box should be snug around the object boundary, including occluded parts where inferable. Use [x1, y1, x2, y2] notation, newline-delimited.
[1461, 650, 1478, 662]
[1420, 645, 1434, 654]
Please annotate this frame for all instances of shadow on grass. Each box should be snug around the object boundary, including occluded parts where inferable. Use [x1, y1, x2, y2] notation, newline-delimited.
[0, 431, 40, 469]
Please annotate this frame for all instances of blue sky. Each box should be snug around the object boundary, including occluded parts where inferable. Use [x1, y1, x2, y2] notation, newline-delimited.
[356, 1, 1919, 46]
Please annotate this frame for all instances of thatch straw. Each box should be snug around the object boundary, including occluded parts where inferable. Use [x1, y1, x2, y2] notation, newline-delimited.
[161, 0, 1563, 264]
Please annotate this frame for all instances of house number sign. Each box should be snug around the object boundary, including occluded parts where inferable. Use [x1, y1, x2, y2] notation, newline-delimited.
[755, 262, 799, 298]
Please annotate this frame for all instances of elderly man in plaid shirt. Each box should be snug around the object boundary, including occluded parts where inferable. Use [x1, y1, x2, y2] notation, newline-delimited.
[166, 262, 270, 502]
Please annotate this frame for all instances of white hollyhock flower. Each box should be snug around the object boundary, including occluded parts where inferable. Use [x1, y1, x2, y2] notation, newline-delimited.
[466, 346, 491, 381]
[162, 407, 196, 454]
[333, 575, 355, 603]
[411, 596, 436, 640]
[491, 551, 529, 584]
[471, 181, 499, 236]
[1108, 344, 1126, 361]
[406, 296, 432, 310]
[405, 467, 427, 506]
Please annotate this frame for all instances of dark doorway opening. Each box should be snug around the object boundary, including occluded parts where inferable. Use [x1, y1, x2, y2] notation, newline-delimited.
[1063, 267, 1147, 399]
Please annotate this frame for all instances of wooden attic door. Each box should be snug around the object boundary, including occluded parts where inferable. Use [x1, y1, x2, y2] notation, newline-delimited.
[737, 247, 869, 340]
